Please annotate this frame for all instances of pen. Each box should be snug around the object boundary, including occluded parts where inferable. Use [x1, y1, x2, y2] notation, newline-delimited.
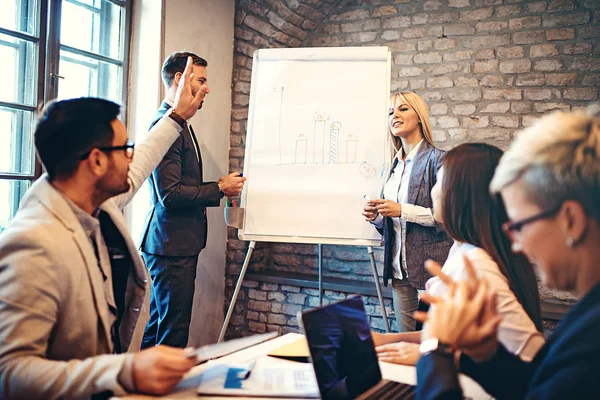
[363, 194, 373, 201]
[240, 360, 256, 380]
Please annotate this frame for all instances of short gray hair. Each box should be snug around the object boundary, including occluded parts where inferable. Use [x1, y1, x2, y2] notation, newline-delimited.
[490, 107, 600, 223]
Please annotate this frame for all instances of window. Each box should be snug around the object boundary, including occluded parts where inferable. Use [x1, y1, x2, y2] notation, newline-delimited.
[0, 0, 131, 231]
[57, 0, 129, 103]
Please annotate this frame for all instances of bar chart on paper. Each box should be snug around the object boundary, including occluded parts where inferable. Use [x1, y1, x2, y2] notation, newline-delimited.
[241, 46, 391, 246]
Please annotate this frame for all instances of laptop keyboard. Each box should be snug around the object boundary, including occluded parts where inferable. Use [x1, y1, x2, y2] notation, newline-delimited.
[363, 380, 415, 400]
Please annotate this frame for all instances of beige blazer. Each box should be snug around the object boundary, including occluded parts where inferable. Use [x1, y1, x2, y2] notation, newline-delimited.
[0, 117, 182, 399]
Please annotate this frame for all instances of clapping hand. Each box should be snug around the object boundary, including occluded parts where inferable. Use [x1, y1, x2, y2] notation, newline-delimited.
[415, 256, 502, 362]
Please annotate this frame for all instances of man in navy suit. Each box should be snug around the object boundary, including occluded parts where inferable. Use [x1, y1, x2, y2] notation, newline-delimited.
[414, 110, 600, 399]
[140, 52, 245, 349]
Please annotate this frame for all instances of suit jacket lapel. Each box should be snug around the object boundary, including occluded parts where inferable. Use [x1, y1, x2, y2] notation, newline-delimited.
[27, 176, 114, 349]
[406, 141, 433, 205]
[162, 101, 202, 169]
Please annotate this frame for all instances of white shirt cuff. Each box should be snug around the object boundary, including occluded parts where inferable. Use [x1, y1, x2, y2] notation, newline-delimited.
[401, 203, 435, 226]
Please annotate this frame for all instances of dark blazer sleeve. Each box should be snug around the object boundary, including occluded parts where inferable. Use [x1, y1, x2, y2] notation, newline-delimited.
[416, 353, 463, 400]
[151, 135, 221, 209]
[524, 356, 599, 400]
[417, 345, 534, 400]
[459, 345, 534, 400]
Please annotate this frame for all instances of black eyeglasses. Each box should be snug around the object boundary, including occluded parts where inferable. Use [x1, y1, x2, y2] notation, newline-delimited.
[80, 140, 135, 160]
[502, 203, 562, 241]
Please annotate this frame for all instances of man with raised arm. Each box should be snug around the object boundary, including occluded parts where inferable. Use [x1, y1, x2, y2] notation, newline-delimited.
[0, 58, 203, 398]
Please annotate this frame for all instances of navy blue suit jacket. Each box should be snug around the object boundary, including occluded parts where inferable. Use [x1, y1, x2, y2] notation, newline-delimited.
[416, 282, 600, 399]
[140, 102, 221, 257]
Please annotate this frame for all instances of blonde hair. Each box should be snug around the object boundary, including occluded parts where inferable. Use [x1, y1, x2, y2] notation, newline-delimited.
[387, 92, 435, 161]
[490, 107, 600, 223]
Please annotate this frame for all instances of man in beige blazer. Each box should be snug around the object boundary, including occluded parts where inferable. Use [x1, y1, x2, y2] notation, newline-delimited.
[0, 59, 203, 398]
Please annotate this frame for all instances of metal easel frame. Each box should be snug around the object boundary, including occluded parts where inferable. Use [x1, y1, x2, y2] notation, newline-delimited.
[218, 240, 390, 343]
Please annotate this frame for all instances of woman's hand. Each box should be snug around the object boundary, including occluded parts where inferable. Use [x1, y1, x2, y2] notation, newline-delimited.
[371, 331, 386, 347]
[376, 341, 421, 366]
[372, 199, 402, 218]
[415, 257, 501, 362]
[363, 200, 379, 222]
[371, 331, 412, 347]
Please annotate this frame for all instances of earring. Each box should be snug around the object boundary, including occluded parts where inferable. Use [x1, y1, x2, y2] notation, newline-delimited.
[566, 236, 574, 248]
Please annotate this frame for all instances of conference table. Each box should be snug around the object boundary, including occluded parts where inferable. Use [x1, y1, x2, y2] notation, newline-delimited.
[118, 333, 493, 399]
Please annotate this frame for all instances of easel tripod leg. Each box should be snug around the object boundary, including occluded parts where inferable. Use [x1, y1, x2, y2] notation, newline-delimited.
[218, 240, 256, 343]
[368, 246, 390, 333]
[318, 244, 323, 306]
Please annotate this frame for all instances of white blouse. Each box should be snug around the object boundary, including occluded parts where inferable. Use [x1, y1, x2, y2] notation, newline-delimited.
[426, 242, 546, 361]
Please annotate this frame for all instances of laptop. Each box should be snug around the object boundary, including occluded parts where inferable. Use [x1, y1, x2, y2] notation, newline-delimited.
[300, 295, 415, 400]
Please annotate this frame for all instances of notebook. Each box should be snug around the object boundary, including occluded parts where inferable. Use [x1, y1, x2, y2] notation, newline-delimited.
[300, 295, 416, 400]
[187, 331, 279, 364]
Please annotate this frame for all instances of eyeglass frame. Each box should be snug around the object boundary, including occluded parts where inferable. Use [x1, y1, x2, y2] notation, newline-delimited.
[79, 140, 135, 160]
[502, 203, 563, 241]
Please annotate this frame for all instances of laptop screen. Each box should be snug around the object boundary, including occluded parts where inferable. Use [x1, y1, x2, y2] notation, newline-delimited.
[301, 295, 382, 400]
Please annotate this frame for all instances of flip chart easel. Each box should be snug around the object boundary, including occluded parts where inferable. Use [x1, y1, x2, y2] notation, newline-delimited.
[219, 47, 392, 342]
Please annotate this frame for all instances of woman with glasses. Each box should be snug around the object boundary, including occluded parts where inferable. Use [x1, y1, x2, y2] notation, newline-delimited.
[373, 143, 544, 365]
[416, 109, 600, 399]
[363, 92, 453, 333]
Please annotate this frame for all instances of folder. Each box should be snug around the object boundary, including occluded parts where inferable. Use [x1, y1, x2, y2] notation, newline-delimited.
[267, 336, 310, 362]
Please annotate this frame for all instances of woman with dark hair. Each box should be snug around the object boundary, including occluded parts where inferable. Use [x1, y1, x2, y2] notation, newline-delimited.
[373, 143, 544, 364]
[416, 109, 600, 400]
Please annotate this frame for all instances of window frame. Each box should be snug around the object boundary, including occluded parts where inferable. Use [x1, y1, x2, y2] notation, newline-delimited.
[0, 0, 132, 227]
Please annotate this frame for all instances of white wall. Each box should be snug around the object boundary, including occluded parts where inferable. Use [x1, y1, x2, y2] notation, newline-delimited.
[128, 0, 235, 347]
[127, 0, 163, 238]
[126, 0, 164, 351]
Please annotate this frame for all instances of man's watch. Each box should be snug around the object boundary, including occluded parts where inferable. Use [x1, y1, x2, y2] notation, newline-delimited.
[419, 338, 454, 357]
[168, 109, 186, 127]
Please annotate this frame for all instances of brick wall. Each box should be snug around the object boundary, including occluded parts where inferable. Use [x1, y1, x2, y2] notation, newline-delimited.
[225, 0, 598, 339]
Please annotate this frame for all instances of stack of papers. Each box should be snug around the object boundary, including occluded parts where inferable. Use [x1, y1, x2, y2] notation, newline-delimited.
[197, 356, 319, 398]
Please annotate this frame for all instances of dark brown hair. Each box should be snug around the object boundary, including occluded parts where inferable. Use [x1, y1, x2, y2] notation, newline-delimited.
[161, 51, 207, 87]
[441, 143, 543, 332]
[35, 97, 120, 180]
